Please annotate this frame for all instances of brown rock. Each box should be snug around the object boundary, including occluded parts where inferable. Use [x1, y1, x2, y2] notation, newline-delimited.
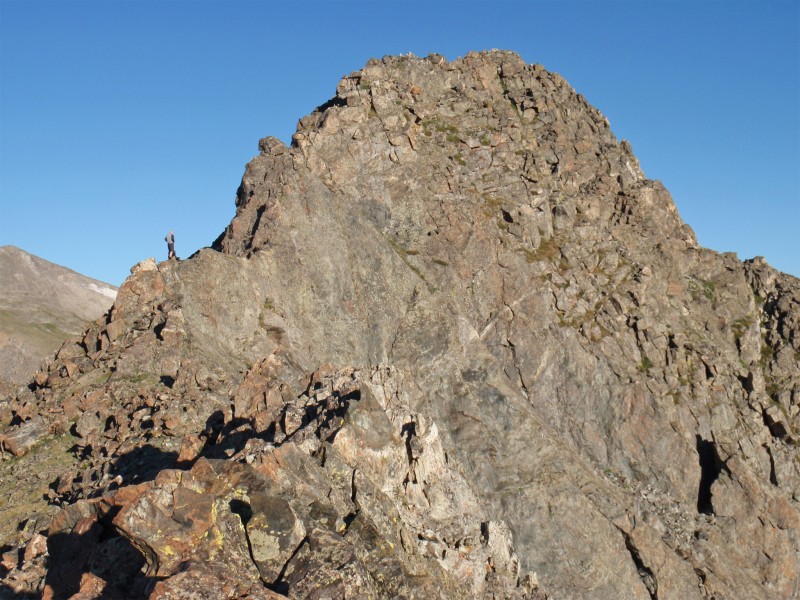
[3, 51, 800, 599]
[74, 410, 102, 438]
[1, 416, 47, 456]
[1, 547, 19, 570]
[177, 433, 205, 464]
[69, 572, 106, 599]
[23, 532, 48, 561]
[246, 493, 306, 583]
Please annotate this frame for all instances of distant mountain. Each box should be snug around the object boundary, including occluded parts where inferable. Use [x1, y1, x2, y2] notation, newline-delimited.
[0, 246, 117, 391]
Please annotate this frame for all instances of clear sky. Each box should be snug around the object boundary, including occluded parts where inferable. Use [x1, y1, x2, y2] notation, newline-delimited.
[1, 0, 798, 285]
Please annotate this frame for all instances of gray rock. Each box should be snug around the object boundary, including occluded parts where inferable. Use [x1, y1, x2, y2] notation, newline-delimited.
[1, 51, 798, 599]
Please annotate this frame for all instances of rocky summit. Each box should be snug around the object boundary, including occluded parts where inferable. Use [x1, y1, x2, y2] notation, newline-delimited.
[1, 51, 798, 599]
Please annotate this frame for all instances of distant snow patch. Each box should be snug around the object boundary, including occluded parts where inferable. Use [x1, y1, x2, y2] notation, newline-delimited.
[88, 283, 117, 299]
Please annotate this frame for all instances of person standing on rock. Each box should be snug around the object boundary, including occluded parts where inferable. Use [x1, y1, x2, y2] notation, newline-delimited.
[165, 230, 176, 260]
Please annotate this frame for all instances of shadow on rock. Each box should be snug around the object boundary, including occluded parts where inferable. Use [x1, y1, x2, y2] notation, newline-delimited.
[0, 584, 38, 599]
[195, 410, 277, 462]
[43, 508, 153, 599]
[111, 443, 179, 486]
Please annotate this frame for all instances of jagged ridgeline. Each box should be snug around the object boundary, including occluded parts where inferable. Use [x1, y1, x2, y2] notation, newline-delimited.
[2, 51, 799, 599]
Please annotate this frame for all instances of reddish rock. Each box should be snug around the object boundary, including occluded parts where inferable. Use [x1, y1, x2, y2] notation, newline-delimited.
[69, 572, 106, 599]
[1, 546, 19, 570]
[177, 433, 205, 464]
[42, 513, 103, 600]
[33, 370, 49, 387]
[1, 416, 47, 456]
[23, 532, 48, 561]
[105, 318, 127, 342]
[149, 567, 287, 599]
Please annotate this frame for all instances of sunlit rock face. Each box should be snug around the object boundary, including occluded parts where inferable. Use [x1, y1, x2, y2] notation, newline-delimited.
[2, 51, 798, 599]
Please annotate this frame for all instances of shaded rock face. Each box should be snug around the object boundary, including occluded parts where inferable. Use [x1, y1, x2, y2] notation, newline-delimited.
[0, 246, 117, 391]
[1, 51, 799, 599]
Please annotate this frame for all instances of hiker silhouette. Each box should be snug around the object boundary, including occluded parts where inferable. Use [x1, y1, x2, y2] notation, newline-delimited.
[165, 230, 177, 260]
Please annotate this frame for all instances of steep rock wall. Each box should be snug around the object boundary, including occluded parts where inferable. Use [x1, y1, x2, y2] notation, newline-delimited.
[2, 51, 798, 599]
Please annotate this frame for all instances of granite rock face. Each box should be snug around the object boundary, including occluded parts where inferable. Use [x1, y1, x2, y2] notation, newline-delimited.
[1, 51, 798, 599]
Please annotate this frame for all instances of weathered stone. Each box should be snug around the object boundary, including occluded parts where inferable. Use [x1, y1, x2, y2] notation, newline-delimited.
[1, 546, 19, 570]
[74, 410, 102, 439]
[23, 532, 48, 561]
[177, 432, 205, 464]
[246, 493, 306, 582]
[69, 572, 107, 599]
[1, 416, 47, 456]
[2, 51, 799, 599]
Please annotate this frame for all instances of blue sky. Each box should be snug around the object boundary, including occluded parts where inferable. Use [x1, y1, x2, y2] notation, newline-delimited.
[1, 0, 798, 285]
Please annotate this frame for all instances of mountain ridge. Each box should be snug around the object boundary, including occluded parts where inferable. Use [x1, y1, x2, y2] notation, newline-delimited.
[0, 245, 117, 392]
[1, 51, 798, 599]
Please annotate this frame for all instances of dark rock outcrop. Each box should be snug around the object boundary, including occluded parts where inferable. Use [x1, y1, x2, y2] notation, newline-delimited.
[1, 51, 798, 599]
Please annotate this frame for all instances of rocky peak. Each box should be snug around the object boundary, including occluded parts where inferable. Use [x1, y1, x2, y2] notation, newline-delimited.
[217, 51, 693, 259]
[1, 52, 798, 599]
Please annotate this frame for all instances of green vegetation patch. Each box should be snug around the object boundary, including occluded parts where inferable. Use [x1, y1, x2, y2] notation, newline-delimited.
[528, 238, 560, 262]
[0, 309, 74, 350]
[0, 432, 77, 544]
[421, 119, 459, 136]
[384, 234, 432, 290]
[687, 277, 717, 303]
[731, 316, 754, 340]
[760, 343, 775, 369]
[638, 356, 654, 372]
[109, 371, 156, 387]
